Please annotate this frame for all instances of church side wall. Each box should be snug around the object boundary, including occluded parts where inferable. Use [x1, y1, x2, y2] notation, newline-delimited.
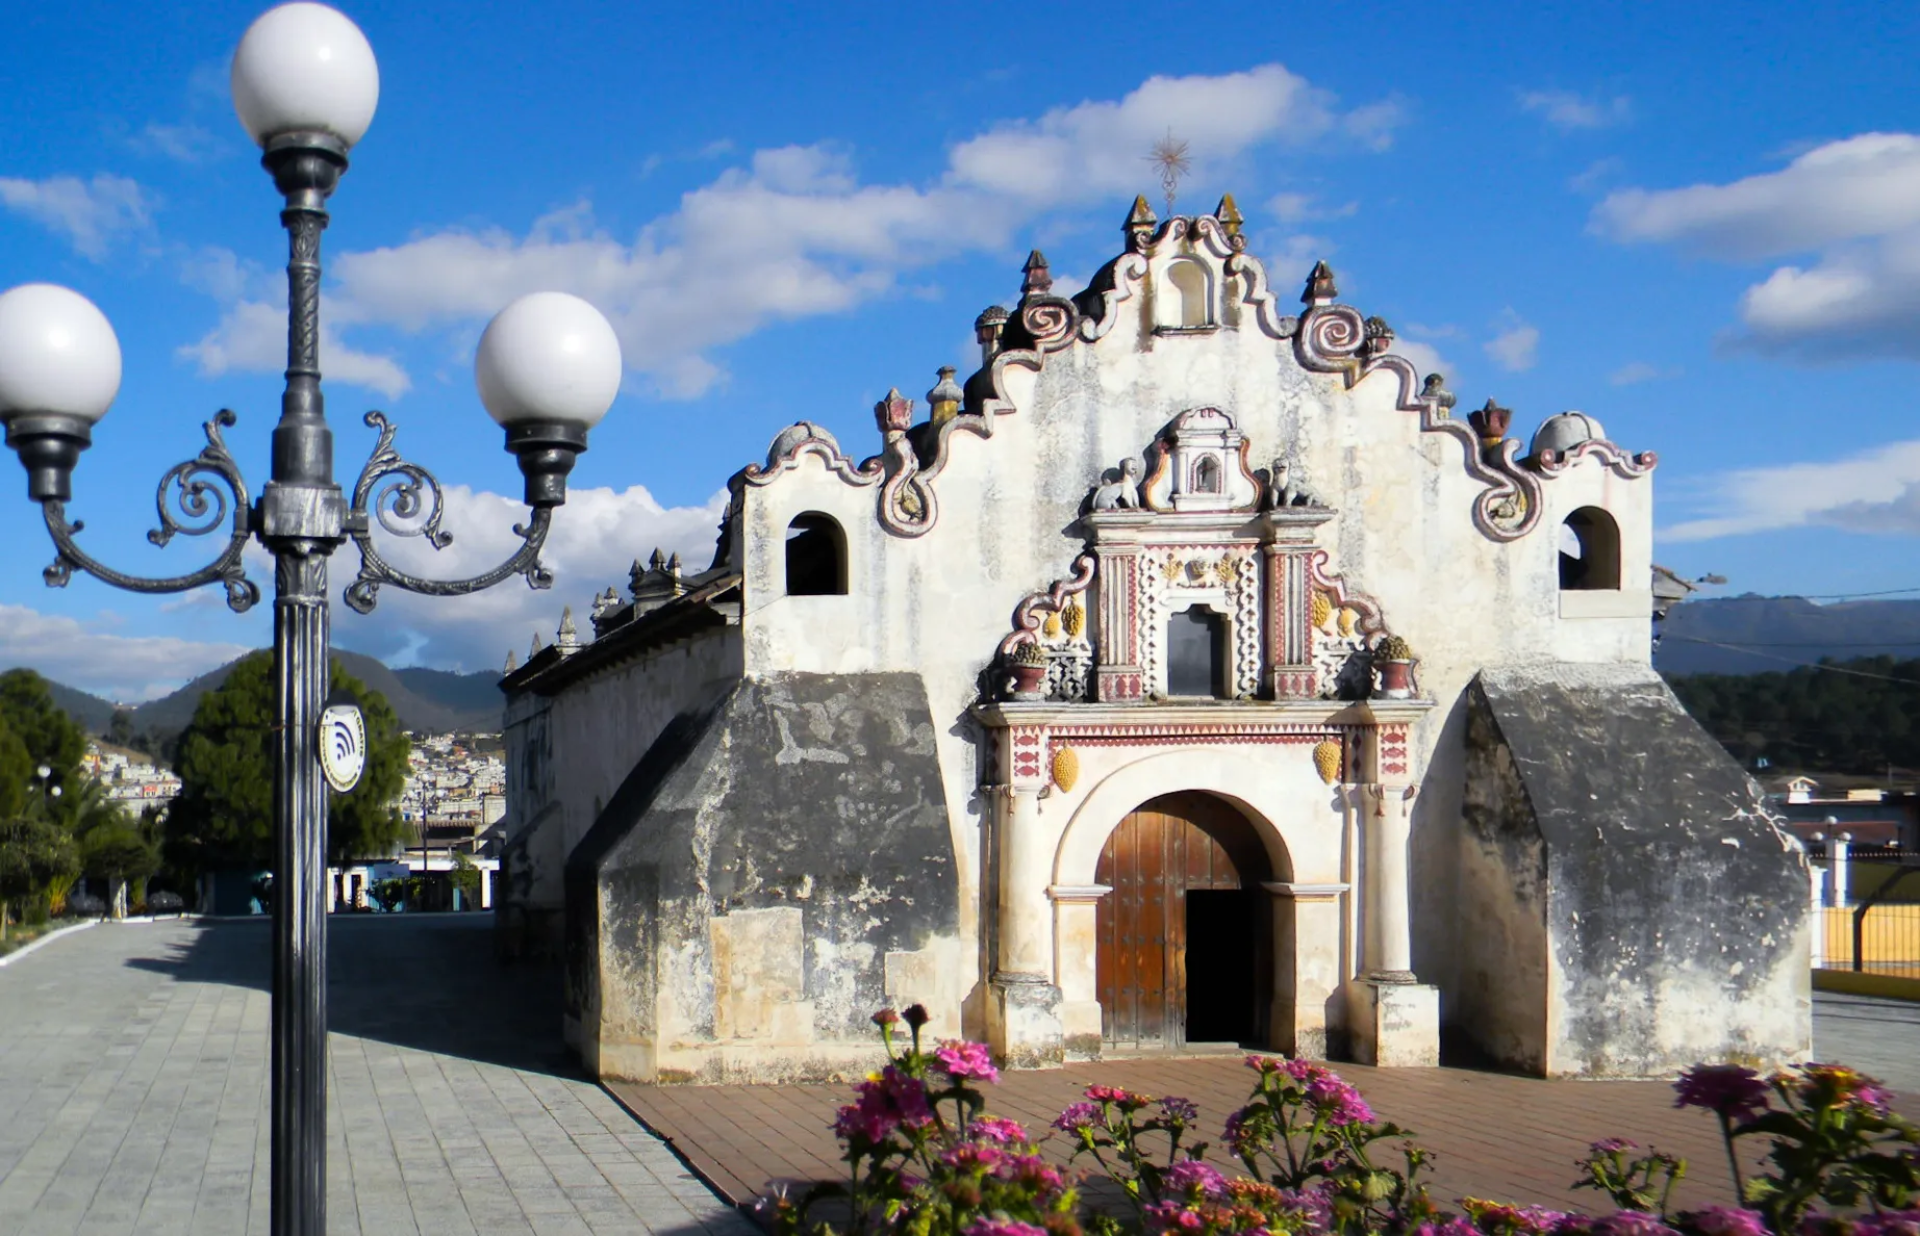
[500, 628, 744, 961]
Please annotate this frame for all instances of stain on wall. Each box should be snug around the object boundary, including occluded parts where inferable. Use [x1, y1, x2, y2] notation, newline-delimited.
[1458, 664, 1811, 1076]
[565, 672, 961, 1082]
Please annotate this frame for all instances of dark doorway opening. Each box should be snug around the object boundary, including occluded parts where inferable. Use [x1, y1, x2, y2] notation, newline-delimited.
[1184, 889, 1258, 1042]
[1166, 608, 1227, 698]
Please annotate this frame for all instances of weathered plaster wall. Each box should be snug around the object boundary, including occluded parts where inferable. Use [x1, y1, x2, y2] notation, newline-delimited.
[737, 232, 1660, 1036]
[499, 628, 743, 958]
[1460, 665, 1812, 1076]
[566, 673, 963, 1083]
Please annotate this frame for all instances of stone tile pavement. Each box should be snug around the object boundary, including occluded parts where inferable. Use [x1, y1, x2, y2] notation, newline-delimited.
[0, 915, 754, 1236]
[610, 995, 1920, 1219]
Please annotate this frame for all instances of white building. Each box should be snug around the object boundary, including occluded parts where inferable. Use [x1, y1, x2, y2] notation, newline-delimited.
[501, 200, 1808, 1085]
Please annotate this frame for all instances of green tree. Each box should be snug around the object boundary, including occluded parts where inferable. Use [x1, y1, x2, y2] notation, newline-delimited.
[450, 849, 481, 909]
[0, 715, 32, 822]
[0, 668, 86, 786]
[168, 653, 411, 873]
[0, 817, 77, 941]
[80, 825, 159, 885]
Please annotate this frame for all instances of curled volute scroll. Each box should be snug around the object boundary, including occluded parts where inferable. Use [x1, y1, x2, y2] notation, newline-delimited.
[40, 409, 261, 612]
[342, 410, 554, 614]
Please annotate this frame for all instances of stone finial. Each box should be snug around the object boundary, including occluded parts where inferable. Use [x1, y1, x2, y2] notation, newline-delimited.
[1468, 398, 1513, 446]
[503, 649, 518, 674]
[926, 366, 963, 426]
[874, 388, 914, 436]
[555, 606, 580, 652]
[590, 586, 619, 620]
[1362, 315, 1395, 360]
[1021, 249, 1053, 297]
[1215, 194, 1243, 239]
[1125, 195, 1158, 249]
[529, 631, 544, 657]
[666, 553, 682, 577]
[974, 304, 1009, 366]
[1302, 260, 1337, 306]
[649, 547, 667, 570]
[1421, 373, 1457, 419]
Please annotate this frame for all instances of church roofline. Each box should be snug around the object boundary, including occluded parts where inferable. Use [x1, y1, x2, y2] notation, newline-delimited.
[502, 572, 741, 697]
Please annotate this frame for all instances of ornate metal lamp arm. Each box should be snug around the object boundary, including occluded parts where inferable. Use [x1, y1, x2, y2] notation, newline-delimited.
[341, 410, 556, 614]
[37, 409, 261, 611]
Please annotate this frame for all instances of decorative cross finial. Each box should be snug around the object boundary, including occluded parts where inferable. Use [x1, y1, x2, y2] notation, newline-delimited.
[1215, 194, 1244, 240]
[874, 388, 914, 435]
[1302, 260, 1337, 306]
[1146, 130, 1191, 217]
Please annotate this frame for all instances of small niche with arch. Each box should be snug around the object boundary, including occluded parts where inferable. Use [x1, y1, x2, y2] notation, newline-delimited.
[1558, 506, 1621, 592]
[784, 512, 847, 596]
[1154, 257, 1216, 333]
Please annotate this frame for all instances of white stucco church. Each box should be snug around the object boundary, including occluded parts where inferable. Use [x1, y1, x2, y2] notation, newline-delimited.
[499, 197, 1809, 1085]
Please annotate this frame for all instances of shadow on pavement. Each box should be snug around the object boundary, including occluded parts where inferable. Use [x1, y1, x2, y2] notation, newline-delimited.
[125, 913, 580, 1077]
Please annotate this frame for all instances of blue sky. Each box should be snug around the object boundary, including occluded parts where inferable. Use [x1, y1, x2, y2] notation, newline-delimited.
[1, 0, 1917, 700]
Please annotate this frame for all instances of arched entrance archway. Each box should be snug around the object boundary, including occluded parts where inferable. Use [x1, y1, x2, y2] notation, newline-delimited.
[1095, 791, 1275, 1050]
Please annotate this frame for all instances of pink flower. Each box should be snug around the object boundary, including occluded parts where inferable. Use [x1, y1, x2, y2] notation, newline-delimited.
[1682, 1207, 1767, 1236]
[940, 1142, 1008, 1172]
[935, 1040, 1002, 1084]
[1163, 1160, 1227, 1198]
[1799, 1063, 1894, 1113]
[1673, 1064, 1770, 1124]
[1589, 1138, 1637, 1155]
[1246, 1054, 1283, 1074]
[963, 1222, 1049, 1236]
[1159, 1096, 1199, 1124]
[1588, 1213, 1681, 1236]
[1854, 1215, 1920, 1236]
[1304, 1074, 1374, 1126]
[1054, 1102, 1101, 1133]
[1411, 1222, 1480, 1236]
[970, 1116, 1030, 1145]
[832, 1066, 933, 1143]
[871, 1008, 900, 1026]
[1086, 1084, 1149, 1110]
[1005, 1154, 1067, 1194]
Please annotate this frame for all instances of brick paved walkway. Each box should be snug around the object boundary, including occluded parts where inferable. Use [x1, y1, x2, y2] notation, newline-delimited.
[0, 916, 752, 1236]
[610, 998, 1920, 1219]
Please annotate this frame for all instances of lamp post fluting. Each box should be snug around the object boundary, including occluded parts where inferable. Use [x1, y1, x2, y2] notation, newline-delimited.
[0, 6, 623, 1233]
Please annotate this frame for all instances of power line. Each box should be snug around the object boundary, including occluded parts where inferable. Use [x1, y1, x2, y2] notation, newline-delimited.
[1794, 586, 1920, 600]
[1665, 637, 1920, 649]
[1663, 637, 1920, 685]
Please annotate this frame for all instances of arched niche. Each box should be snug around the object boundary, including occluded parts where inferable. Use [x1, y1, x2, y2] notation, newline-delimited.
[1559, 506, 1621, 591]
[1159, 257, 1213, 329]
[784, 512, 847, 596]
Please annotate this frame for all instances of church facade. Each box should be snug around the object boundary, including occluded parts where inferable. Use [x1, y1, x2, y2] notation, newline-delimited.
[499, 199, 1810, 1084]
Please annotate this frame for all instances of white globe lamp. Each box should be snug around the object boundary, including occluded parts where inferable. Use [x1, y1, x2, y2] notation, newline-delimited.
[475, 292, 622, 508]
[231, 3, 380, 149]
[0, 284, 123, 501]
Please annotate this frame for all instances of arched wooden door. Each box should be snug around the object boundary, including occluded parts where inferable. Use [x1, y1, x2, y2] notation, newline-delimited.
[1095, 792, 1274, 1050]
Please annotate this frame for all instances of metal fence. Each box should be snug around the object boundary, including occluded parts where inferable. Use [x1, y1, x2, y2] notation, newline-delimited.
[1814, 903, 1920, 976]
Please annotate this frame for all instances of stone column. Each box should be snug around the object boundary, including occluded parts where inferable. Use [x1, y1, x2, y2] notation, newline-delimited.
[1349, 781, 1438, 1066]
[481, 866, 494, 910]
[990, 783, 1065, 1068]
[1363, 784, 1416, 981]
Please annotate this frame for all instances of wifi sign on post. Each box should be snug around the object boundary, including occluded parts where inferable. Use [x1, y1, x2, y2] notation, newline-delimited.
[318, 705, 366, 793]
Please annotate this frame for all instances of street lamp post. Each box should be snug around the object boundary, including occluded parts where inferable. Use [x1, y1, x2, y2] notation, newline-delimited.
[0, 6, 622, 1233]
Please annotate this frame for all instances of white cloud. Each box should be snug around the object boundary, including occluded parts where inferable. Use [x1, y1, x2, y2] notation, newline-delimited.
[178, 299, 412, 399]
[1266, 192, 1358, 224]
[1568, 158, 1624, 194]
[143, 122, 224, 164]
[0, 173, 152, 260]
[1484, 313, 1539, 372]
[1519, 90, 1632, 132]
[1387, 338, 1455, 386]
[335, 482, 732, 671]
[182, 65, 1397, 401]
[1609, 360, 1682, 385]
[1661, 439, 1920, 541]
[0, 604, 249, 702]
[1591, 134, 1920, 361]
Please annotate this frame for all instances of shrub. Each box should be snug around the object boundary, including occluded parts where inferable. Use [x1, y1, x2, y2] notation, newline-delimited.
[768, 1018, 1920, 1236]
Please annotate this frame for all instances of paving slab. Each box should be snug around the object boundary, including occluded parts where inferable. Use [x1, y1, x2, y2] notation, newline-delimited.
[0, 915, 752, 1236]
